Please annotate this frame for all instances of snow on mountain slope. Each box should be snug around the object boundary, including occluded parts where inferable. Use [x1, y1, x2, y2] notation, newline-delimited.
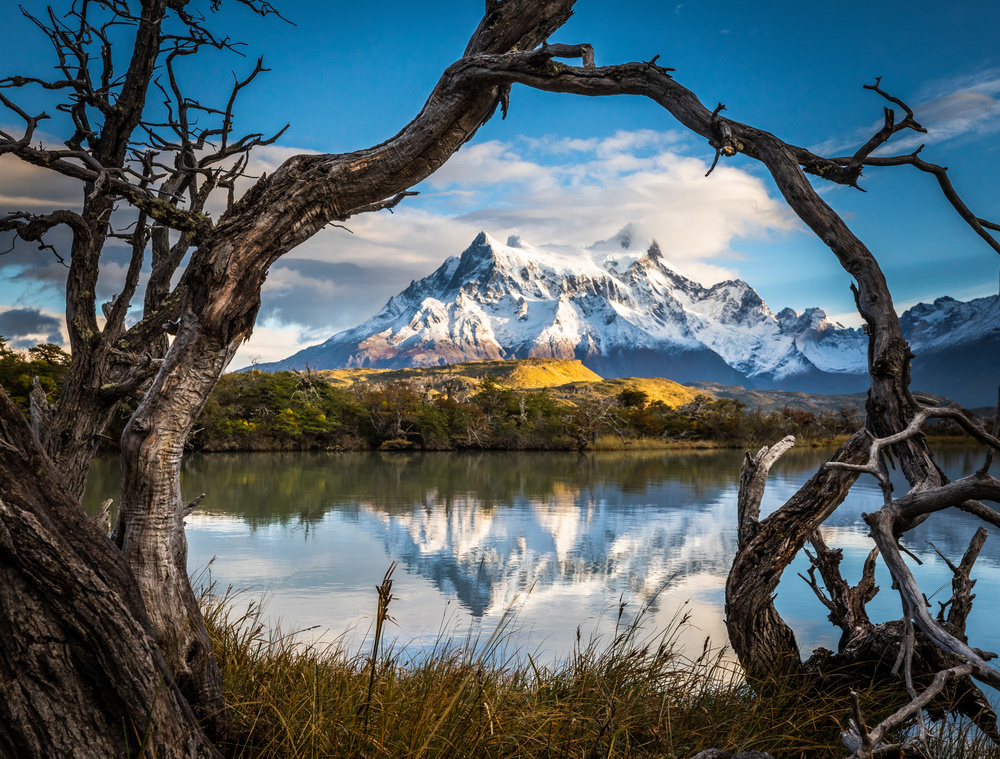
[260, 229, 1000, 402]
[260, 230, 875, 388]
[901, 294, 1000, 350]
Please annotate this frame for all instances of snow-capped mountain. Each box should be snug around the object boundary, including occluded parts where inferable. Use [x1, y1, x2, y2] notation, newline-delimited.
[262, 231, 868, 390]
[899, 293, 1000, 407]
[261, 231, 1000, 404]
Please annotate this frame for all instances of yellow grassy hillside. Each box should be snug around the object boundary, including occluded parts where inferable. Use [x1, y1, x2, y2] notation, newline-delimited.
[496, 358, 603, 388]
[316, 358, 600, 390]
[315, 358, 705, 408]
[556, 376, 704, 408]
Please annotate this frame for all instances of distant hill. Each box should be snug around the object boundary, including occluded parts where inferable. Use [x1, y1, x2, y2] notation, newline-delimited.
[262, 230, 1000, 406]
[559, 376, 708, 408]
[687, 382, 868, 416]
[313, 358, 959, 416]
[314, 357, 705, 408]
[687, 383, 965, 418]
[317, 357, 600, 390]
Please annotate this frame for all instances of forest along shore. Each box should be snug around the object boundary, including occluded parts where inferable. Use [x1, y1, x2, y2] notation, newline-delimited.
[3, 346, 980, 453]
[187, 368, 863, 452]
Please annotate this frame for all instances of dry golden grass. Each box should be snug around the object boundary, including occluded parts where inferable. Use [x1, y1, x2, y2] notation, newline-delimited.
[498, 358, 603, 388]
[315, 358, 705, 409]
[316, 358, 601, 391]
[203, 580, 999, 759]
[557, 376, 703, 408]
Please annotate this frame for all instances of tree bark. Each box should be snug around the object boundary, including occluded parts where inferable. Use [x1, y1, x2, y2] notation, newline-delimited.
[114, 301, 235, 732]
[110, 0, 578, 725]
[5, 0, 999, 749]
[0, 386, 219, 759]
[726, 432, 868, 678]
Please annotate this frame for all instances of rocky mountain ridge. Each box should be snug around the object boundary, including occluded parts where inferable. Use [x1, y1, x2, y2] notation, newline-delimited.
[261, 231, 1000, 405]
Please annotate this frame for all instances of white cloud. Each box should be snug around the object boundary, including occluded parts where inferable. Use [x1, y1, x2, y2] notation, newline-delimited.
[427, 141, 554, 189]
[810, 67, 1000, 156]
[883, 76, 1000, 154]
[233, 130, 797, 360]
[422, 131, 795, 276]
[0, 128, 800, 363]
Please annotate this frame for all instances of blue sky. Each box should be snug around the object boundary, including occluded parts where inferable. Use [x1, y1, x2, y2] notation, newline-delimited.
[1, 0, 999, 366]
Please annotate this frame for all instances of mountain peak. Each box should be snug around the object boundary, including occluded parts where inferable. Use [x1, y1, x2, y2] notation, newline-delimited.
[259, 229, 1000, 405]
[588, 222, 641, 252]
[262, 230, 871, 391]
[465, 230, 502, 256]
[447, 234, 499, 290]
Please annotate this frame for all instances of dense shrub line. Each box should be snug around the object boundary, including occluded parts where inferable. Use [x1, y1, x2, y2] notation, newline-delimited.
[3, 344, 976, 452]
[188, 369, 864, 452]
[0, 339, 70, 413]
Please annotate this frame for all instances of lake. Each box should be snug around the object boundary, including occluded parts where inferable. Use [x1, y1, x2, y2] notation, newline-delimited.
[83, 445, 1000, 663]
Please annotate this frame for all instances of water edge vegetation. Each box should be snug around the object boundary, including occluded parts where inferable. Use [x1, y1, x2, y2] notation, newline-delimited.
[9, 343, 997, 757]
[203, 574, 999, 759]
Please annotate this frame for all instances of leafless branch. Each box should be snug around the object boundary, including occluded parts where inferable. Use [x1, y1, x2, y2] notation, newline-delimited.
[736, 436, 796, 547]
[826, 403, 1000, 485]
[0, 210, 89, 265]
[836, 77, 928, 188]
[103, 211, 149, 339]
[930, 527, 988, 637]
[867, 507, 1000, 693]
[859, 149, 1000, 256]
[183, 493, 206, 518]
[799, 531, 878, 650]
[843, 664, 976, 758]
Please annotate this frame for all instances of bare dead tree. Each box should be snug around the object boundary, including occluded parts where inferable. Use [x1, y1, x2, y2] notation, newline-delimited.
[1, 0, 287, 508]
[2, 0, 1000, 756]
[1, 1, 289, 731]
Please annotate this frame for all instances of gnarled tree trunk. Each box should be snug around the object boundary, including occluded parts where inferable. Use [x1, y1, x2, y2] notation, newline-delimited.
[110, 0, 577, 725]
[0, 386, 219, 759]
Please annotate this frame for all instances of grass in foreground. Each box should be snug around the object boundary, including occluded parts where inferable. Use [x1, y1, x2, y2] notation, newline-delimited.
[204, 584, 1000, 759]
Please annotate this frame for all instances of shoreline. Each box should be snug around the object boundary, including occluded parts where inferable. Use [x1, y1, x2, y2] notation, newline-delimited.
[169, 433, 978, 455]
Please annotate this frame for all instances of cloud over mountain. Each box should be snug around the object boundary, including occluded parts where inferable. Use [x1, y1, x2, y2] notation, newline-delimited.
[258, 231, 870, 392]
[259, 230, 1000, 406]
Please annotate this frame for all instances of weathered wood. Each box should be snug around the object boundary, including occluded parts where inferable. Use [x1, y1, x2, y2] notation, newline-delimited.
[0, 386, 219, 759]
[934, 527, 988, 636]
[725, 431, 869, 679]
[736, 435, 796, 547]
[5, 0, 1000, 750]
[801, 531, 878, 652]
[866, 508, 1000, 691]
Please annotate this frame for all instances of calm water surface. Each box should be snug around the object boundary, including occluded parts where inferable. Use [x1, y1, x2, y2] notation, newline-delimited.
[84, 446, 1000, 661]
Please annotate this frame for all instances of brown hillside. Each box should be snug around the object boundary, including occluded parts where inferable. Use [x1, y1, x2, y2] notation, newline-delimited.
[317, 358, 599, 391]
[556, 376, 704, 408]
[315, 359, 705, 408]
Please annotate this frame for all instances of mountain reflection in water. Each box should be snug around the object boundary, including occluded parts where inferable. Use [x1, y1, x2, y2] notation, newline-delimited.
[84, 447, 1000, 660]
